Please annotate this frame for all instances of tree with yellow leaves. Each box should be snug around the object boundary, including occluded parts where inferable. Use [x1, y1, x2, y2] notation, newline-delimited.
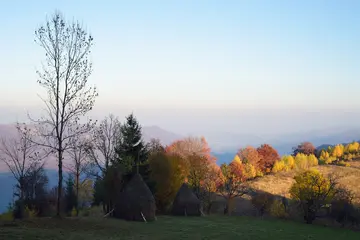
[290, 169, 338, 224]
[345, 142, 360, 154]
[282, 155, 295, 169]
[233, 154, 241, 164]
[331, 144, 344, 159]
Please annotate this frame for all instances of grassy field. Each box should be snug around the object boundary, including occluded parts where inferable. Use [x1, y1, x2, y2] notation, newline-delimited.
[1, 216, 360, 240]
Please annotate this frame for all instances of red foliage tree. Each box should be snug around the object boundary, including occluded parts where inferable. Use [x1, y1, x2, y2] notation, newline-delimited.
[218, 161, 248, 215]
[237, 146, 261, 169]
[293, 142, 316, 156]
[165, 136, 216, 164]
[257, 144, 280, 172]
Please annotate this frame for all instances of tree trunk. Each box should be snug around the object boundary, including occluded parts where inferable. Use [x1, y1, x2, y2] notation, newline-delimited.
[102, 202, 106, 214]
[76, 172, 80, 217]
[57, 148, 63, 217]
[225, 198, 234, 216]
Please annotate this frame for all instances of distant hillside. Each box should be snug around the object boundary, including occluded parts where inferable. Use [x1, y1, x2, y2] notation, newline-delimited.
[212, 152, 236, 165]
[0, 124, 182, 171]
[142, 125, 183, 146]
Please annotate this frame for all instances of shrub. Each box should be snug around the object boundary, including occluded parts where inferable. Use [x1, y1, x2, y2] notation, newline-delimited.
[330, 188, 359, 226]
[80, 208, 90, 217]
[251, 192, 274, 216]
[0, 210, 14, 222]
[256, 169, 264, 177]
[12, 200, 25, 219]
[269, 199, 288, 219]
[337, 160, 350, 167]
[71, 207, 77, 217]
[24, 206, 37, 219]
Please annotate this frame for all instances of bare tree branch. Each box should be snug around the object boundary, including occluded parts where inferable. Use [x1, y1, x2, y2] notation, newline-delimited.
[0, 123, 46, 200]
[84, 114, 121, 177]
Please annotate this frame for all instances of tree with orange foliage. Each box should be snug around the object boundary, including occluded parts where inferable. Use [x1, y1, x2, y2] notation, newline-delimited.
[217, 160, 248, 215]
[257, 144, 280, 173]
[166, 137, 218, 210]
[165, 136, 216, 163]
[237, 146, 261, 170]
[201, 163, 222, 213]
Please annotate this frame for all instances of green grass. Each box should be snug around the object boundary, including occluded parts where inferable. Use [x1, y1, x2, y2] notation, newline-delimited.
[1, 216, 359, 240]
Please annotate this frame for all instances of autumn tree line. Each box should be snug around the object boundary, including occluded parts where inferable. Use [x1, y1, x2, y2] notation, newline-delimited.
[0, 11, 360, 228]
[2, 112, 360, 227]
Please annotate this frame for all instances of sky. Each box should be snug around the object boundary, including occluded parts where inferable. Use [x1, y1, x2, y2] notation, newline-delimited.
[1, 0, 360, 137]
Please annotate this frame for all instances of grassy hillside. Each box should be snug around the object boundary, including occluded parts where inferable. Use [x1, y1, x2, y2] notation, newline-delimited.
[248, 161, 360, 201]
[1, 216, 359, 240]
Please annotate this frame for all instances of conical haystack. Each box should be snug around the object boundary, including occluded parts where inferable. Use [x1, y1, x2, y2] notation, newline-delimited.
[114, 173, 156, 222]
[172, 183, 201, 216]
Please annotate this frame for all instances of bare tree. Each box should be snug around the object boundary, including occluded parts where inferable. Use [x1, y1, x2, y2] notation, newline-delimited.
[85, 114, 121, 177]
[30, 12, 98, 216]
[65, 134, 91, 216]
[0, 123, 45, 202]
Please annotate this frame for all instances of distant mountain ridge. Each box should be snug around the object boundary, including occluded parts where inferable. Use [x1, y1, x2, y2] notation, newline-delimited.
[0, 124, 182, 171]
[2, 123, 360, 170]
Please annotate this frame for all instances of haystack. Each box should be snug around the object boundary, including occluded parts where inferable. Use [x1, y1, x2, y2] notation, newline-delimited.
[114, 173, 156, 222]
[172, 183, 201, 216]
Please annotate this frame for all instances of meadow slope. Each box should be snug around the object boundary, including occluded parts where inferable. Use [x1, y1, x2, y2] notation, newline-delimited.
[248, 161, 360, 201]
[1, 216, 359, 240]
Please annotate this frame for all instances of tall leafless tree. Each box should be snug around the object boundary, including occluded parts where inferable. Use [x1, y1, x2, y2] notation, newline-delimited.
[65, 133, 91, 216]
[85, 114, 121, 177]
[30, 12, 98, 216]
[0, 123, 45, 202]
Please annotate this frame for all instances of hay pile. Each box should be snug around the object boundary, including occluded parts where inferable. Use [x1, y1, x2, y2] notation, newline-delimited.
[114, 173, 156, 222]
[172, 183, 201, 216]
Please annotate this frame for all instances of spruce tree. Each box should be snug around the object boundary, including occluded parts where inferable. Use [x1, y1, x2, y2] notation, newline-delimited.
[113, 113, 154, 191]
[65, 175, 77, 213]
[114, 113, 148, 172]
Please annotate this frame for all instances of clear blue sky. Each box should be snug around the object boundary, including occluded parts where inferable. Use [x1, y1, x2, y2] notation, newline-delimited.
[1, 0, 360, 136]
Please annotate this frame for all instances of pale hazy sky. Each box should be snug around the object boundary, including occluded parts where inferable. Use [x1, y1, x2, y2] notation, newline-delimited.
[1, 0, 360, 136]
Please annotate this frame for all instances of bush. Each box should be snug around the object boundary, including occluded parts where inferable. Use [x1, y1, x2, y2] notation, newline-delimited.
[12, 200, 25, 219]
[71, 207, 77, 217]
[0, 210, 14, 222]
[269, 199, 288, 219]
[337, 160, 350, 167]
[256, 169, 264, 177]
[24, 206, 37, 219]
[251, 192, 275, 216]
[81, 209, 90, 217]
[330, 188, 359, 226]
